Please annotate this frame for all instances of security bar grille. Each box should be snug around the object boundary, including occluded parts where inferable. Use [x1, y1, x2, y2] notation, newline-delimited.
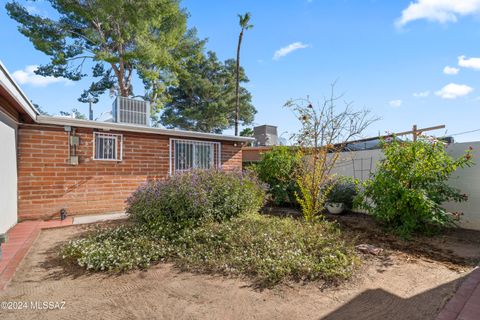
[170, 139, 221, 174]
[113, 96, 149, 126]
[93, 132, 123, 161]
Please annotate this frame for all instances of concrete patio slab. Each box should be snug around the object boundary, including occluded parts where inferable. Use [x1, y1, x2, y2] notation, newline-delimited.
[72, 212, 128, 225]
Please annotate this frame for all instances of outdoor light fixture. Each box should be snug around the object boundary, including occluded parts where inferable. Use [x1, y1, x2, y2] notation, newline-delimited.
[60, 208, 67, 221]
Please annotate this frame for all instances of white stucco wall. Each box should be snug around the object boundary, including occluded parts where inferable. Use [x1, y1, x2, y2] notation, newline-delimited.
[443, 142, 480, 230]
[331, 142, 480, 230]
[0, 112, 18, 234]
[331, 149, 384, 181]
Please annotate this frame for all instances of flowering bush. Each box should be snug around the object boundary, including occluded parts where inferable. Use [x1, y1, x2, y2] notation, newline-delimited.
[62, 214, 358, 286]
[61, 225, 171, 272]
[126, 169, 267, 229]
[62, 169, 357, 286]
[359, 137, 474, 237]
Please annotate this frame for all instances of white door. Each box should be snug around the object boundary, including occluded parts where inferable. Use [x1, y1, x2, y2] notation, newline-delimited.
[0, 112, 17, 234]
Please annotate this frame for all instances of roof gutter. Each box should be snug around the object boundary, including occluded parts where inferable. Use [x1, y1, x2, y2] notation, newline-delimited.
[36, 115, 255, 143]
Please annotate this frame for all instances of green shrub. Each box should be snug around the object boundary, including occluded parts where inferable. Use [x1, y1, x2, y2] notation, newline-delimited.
[254, 146, 299, 206]
[360, 138, 473, 237]
[326, 177, 358, 209]
[174, 214, 358, 286]
[126, 169, 267, 229]
[62, 214, 358, 286]
[62, 168, 358, 286]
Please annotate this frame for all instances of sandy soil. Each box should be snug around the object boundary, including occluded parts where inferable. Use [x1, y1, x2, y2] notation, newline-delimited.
[0, 222, 477, 320]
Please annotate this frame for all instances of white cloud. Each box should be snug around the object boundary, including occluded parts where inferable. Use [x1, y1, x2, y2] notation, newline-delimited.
[413, 90, 430, 98]
[443, 66, 459, 75]
[458, 55, 480, 70]
[435, 83, 473, 99]
[273, 42, 310, 60]
[12, 65, 70, 87]
[396, 0, 480, 27]
[389, 99, 402, 108]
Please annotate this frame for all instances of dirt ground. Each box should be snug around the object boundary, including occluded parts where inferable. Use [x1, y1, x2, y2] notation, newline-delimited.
[331, 212, 480, 268]
[0, 216, 479, 320]
[266, 207, 480, 269]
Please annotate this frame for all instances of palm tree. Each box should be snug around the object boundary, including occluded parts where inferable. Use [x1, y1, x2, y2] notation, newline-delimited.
[235, 12, 253, 136]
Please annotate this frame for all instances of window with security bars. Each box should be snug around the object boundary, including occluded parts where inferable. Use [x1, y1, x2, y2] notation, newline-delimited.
[93, 132, 123, 161]
[170, 139, 221, 174]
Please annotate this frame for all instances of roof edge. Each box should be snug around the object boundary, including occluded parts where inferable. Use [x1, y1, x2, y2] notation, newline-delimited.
[36, 115, 255, 142]
[0, 61, 39, 120]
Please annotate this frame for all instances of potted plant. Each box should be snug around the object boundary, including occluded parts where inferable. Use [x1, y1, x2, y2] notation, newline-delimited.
[326, 178, 358, 214]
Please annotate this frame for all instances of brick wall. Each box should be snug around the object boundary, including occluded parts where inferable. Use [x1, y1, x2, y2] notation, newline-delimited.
[17, 125, 243, 220]
[242, 146, 273, 163]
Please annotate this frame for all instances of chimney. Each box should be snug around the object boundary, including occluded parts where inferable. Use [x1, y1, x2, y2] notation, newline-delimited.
[253, 125, 278, 146]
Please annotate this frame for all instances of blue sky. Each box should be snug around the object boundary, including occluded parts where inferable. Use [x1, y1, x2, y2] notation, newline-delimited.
[2, 0, 480, 141]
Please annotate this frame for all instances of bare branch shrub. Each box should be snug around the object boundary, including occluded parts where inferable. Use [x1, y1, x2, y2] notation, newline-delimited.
[285, 83, 378, 221]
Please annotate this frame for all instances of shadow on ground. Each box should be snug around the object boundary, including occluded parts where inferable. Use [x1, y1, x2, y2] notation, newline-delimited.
[320, 276, 465, 320]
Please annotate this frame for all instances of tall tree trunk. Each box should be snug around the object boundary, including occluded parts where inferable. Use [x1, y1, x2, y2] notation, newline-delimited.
[235, 29, 244, 136]
[111, 62, 129, 97]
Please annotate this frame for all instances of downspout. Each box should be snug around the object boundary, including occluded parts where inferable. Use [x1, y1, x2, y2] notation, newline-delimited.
[72, 127, 77, 160]
[67, 127, 71, 163]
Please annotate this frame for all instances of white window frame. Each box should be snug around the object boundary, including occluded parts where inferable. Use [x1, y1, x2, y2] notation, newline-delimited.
[93, 132, 123, 161]
[169, 138, 221, 175]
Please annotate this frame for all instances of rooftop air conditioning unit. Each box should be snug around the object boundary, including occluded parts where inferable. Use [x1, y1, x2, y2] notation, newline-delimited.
[112, 96, 150, 126]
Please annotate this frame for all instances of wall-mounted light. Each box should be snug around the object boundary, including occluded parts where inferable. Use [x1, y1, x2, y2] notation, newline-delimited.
[60, 208, 67, 221]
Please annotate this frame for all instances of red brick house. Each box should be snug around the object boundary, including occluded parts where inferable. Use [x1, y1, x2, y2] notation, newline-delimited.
[0, 62, 252, 234]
